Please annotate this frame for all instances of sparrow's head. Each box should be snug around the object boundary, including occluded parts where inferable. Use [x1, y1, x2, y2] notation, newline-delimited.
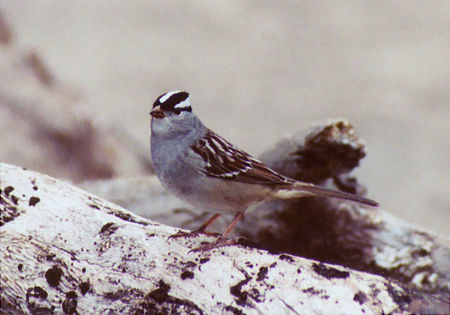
[150, 91, 192, 119]
[150, 91, 202, 137]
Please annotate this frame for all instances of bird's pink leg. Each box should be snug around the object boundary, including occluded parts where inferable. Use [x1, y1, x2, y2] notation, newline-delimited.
[169, 213, 221, 239]
[191, 212, 245, 252]
[222, 212, 245, 238]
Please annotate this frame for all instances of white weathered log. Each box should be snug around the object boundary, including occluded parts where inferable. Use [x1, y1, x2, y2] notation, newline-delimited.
[2, 163, 438, 314]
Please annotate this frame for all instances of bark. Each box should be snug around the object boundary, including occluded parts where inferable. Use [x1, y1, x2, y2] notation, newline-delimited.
[2, 163, 448, 314]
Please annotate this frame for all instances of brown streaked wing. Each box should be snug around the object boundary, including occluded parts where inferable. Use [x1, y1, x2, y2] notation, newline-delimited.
[191, 130, 291, 185]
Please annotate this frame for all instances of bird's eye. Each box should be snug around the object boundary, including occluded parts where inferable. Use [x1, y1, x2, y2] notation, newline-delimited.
[174, 109, 181, 115]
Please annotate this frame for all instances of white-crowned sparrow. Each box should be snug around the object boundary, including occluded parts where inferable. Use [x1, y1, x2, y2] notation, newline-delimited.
[150, 91, 378, 250]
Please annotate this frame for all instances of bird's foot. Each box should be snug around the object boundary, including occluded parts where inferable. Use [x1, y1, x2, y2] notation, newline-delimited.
[168, 228, 220, 240]
[189, 236, 241, 252]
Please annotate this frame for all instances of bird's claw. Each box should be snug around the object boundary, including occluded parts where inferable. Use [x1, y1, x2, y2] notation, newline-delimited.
[168, 229, 220, 240]
[189, 237, 241, 252]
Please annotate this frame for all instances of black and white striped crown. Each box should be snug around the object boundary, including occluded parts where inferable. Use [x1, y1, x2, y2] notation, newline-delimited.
[153, 91, 192, 112]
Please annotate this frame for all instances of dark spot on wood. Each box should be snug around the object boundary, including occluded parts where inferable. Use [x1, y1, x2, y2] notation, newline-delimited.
[270, 262, 277, 268]
[100, 222, 118, 235]
[143, 279, 204, 314]
[279, 254, 295, 262]
[29, 196, 40, 206]
[0, 204, 21, 226]
[147, 280, 171, 303]
[199, 258, 210, 264]
[312, 263, 349, 279]
[302, 287, 325, 296]
[4, 186, 14, 195]
[181, 270, 194, 280]
[256, 266, 268, 281]
[62, 291, 78, 314]
[185, 261, 197, 268]
[25, 286, 53, 314]
[79, 281, 90, 295]
[11, 195, 19, 205]
[26, 286, 48, 300]
[413, 248, 429, 257]
[385, 283, 411, 310]
[230, 276, 251, 306]
[45, 265, 63, 287]
[89, 203, 100, 210]
[249, 287, 263, 302]
[225, 305, 244, 315]
[354, 291, 368, 305]
[297, 268, 302, 274]
[18, 263, 23, 271]
[82, 267, 86, 273]
[31, 179, 38, 191]
[46, 254, 56, 261]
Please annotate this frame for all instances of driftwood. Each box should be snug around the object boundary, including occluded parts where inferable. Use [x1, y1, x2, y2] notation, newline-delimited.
[83, 120, 450, 298]
[2, 162, 449, 314]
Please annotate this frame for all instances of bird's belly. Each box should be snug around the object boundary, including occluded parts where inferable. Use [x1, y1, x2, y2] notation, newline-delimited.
[164, 172, 267, 214]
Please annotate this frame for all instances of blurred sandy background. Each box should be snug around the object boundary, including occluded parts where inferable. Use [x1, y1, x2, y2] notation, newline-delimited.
[1, 1, 449, 235]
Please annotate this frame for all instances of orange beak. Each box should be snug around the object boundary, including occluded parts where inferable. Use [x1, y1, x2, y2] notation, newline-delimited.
[150, 106, 165, 119]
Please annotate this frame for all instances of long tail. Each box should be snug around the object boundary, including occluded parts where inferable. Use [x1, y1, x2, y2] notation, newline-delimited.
[275, 182, 379, 207]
